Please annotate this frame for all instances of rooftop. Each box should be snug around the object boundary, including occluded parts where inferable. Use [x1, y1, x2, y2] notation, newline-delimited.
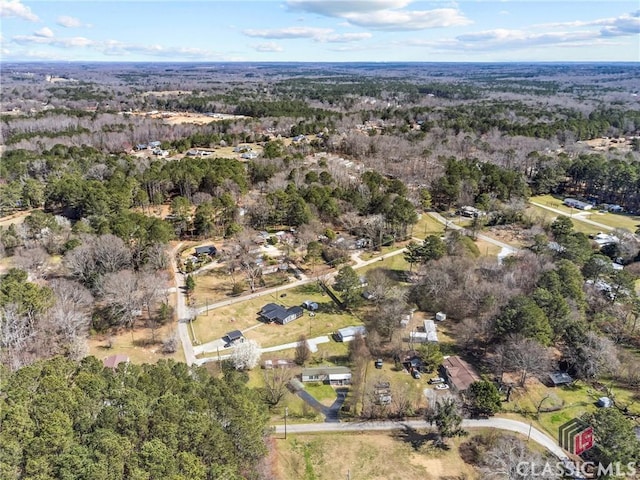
[442, 356, 480, 391]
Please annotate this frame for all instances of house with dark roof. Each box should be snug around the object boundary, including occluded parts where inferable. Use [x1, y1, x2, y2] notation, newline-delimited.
[224, 330, 244, 344]
[194, 245, 217, 256]
[441, 356, 480, 393]
[259, 303, 304, 325]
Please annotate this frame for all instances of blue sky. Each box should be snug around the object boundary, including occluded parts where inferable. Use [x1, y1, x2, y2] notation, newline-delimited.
[1, 0, 639, 62]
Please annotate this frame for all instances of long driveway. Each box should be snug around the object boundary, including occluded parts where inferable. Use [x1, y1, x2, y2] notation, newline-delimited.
[171, 243, 197, 366]
[193, 246, 408, 317]
[529, 201, 614, 231]
[273, 417, 568, 460]
[427, 212, 520, 255]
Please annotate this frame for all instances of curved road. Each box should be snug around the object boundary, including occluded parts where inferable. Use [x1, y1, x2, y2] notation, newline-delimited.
[273, 417, 568, 460]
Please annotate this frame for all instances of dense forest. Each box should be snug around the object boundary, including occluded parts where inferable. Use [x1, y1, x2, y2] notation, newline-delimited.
[0, 357, 269, 480]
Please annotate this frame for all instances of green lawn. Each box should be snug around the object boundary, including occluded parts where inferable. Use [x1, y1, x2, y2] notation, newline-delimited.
[525, 204, 602, 235]
[412, 213, 445, 240]
[305, 382, 338, 405]
[529, 194, 640, 233]
[357, 252, 411, 275]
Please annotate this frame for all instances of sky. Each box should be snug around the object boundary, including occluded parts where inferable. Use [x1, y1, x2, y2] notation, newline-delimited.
[0, 0, 639, 62]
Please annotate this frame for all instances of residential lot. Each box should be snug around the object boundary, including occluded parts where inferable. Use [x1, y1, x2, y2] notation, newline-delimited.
[191, 283, 364, 353]
[275, 432, 478, 480]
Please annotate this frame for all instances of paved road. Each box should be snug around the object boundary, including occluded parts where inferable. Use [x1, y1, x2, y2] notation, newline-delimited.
[273, 417, 568, 460]
[529, 201, 614, 231]
[171, 243, 197, 366]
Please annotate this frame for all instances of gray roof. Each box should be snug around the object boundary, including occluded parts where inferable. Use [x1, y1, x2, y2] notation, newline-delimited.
[549, 372, 573, 385]
[225, 330, 243, 342]
[302, 366, 351, 376]
[337, 325, 366, 338]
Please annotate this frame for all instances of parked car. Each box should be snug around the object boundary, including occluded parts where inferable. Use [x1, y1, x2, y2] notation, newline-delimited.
[374, 359, 383, 369]
[429, 377, 445, 384]
[435, 383, 450, 390]
[411, 370, 421, 379]
[223, 343, 231, 348]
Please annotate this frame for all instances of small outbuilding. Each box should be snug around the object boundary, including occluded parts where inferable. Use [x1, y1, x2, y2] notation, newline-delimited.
[302, 300, 319, 311]
[597, 397, 613, 408]
[335, 325, 366, 342]
[224, 330, 244, 344]
[549, 371, 574, 387]
[435, 312, 447, 322]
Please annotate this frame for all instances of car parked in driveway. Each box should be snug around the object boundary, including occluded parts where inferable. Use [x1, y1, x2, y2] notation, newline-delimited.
[428, 377, 445, 384]
[435, 383, 450, 390]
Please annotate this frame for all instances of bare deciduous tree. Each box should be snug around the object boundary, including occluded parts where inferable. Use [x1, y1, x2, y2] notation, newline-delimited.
[498, 336, 552, 387]
[13, 246, 49, 278]
[49, 279, 93, 344]
[261, 367, 293, 407]
[479, 436, 560, 479]
[566, 331, 620, 380]
[294, 335, 311, 366]
[100, 270, 145, 331]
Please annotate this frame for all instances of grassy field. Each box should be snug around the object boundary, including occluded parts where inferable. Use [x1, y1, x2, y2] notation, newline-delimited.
[529, 194, 640, 232]
[192, 268, 291, 307]
[501, 376, 640, 440]
[412, 213, 446, 240]
[87, 320, 184, 365]
[191, 282, 363, 350]
[526, 204, 602, 235]
[274, 432, 478, 480]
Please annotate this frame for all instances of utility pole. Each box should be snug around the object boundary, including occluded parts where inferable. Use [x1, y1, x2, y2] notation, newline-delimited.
[284, 407, 288, 440]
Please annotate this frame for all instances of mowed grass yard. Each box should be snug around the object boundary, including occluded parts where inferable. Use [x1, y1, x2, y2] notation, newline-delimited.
[275, 432, 478, 480]
[530, 194, 640, 232]
[502, 377, 640, 439]
[191, 282, 363, 350]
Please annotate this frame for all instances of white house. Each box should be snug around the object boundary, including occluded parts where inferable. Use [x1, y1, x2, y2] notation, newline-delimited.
[301, 366, 351, 385]
[335, 325, 366, 342]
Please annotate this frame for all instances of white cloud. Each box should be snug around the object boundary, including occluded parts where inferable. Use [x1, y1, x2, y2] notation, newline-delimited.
[324, 32, 372, 43]
[11, 32, 223, 59]
[253, 42, 284, 52]
[405, 10, 639, 54]
[56, 15, 85, 28]
[286, 0, 471, 31]
[243, 26, 372, 43]
[343, 8, 472, 30]
[0, 0, 39, 22]
[287, 0, 412, 17]
[34, 27, 53, 38]
[243, 26, 333, 39]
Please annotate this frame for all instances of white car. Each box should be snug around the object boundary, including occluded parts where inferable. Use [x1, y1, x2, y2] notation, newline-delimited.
[429, 377, 445, 384]
[435, 383, 450, 390]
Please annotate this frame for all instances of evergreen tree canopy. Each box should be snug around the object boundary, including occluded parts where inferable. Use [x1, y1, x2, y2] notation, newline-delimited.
[0, 357, 269, 480]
